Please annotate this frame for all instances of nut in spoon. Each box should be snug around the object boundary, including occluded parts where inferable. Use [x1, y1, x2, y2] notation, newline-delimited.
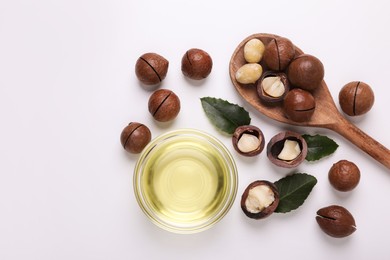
[229, 33, 390, 170]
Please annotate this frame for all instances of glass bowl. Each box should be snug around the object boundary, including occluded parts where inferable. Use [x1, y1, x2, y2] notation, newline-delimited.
[133, 129, 238, 234]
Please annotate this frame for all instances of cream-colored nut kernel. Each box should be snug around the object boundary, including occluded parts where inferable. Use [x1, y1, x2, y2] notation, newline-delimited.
[262, 76, 285, 97]
[235, 63, 263, 84]
[277, 139, 301, 161]
[237, 133, 261, 153]
[245, 185, 275, 214]
[244, 38, 265, 63]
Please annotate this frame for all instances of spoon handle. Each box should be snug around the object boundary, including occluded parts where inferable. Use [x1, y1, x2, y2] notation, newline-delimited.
[330, 116, 390, 170]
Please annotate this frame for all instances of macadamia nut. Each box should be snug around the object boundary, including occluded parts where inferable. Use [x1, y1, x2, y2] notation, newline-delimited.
[328, 160, 360, 192]
[287, 54, 324, 91]
[316, 205, 356, 238]
[257, 71, 289, 103]
[277, 139, 301, 161]
[263, 37, 295, 71]
[241, 180, 280, 219]
[232, 125, 265, 157]
[235, 63, 263, 84]
[267, 131, 307, 168]
[339, 81, 374, 116]
[148, 89, 180, 122]
[244, 38, 265, 63]
[283, 88, 316, 122]
[237, 133, 261, 153]
[135, 53, 169, 85]
[262, 76, 285, 97]
[120, 122, 152, 154]
[181, 48, 213, 80]
[245, 185, 275, 214]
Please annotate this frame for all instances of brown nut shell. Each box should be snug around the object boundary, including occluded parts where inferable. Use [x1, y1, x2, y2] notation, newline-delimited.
[266, 131, 308, 168]
[257, 71, 290, 103]
[263, 37, 295, 71]
[181, 48, 213, 80]
[328, 160, 360, 192]
[120, 122, 152, 154]
[148, 89, 180, 122]
[135, 53, 169, 85]
[287, 54, 324, 91]
[241, 180, 280, 219]
[232, 125, 265, 156]
[316, 205, 356, 238]
[338, 81, 375, 116]
[283, 88, 316, 122]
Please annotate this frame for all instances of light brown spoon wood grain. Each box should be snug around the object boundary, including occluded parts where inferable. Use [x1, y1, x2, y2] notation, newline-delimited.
[229, 33, 390, 170]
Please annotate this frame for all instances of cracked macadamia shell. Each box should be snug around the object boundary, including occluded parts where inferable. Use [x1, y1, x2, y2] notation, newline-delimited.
[267, 131, 307, 168]
[257, 71, 290, 103]
[232, 125, 265, 156]
[241, 180, 279, 219]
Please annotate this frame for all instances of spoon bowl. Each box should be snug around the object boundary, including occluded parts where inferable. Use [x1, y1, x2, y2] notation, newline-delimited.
[229, 33, 390, 170]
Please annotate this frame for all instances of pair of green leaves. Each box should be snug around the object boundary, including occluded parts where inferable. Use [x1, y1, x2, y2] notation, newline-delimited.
[200, 97, 339, 161]
[200, 97, 339, 213]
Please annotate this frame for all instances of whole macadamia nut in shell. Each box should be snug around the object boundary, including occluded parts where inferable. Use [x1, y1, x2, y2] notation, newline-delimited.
[135, 53, 169, 85]
[328, 160, 360, 192]
[287, 54, 324, 91]
[120, 122, 152, 154]
[338, 81, 374, 116]
[148, 89, 181, 122]
[263, 37, 295, 71]
[181, 48, 213, 80]
[316, 205, 356, 238]
[283, 88, 316, 122]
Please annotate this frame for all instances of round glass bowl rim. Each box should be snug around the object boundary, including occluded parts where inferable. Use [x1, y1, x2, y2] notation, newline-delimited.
[133, 128, 238, 234]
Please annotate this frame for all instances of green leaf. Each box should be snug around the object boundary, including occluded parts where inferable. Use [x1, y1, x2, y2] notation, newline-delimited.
[302, 134, 339, 161]
[200, 97, 251, 135]
[274, 173, 317, 213]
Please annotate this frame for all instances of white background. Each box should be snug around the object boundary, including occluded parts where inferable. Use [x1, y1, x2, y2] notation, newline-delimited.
[1, 0, 390, 259]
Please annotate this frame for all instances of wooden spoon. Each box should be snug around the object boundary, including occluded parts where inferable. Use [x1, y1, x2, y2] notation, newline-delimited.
[229, 33, 390, 170]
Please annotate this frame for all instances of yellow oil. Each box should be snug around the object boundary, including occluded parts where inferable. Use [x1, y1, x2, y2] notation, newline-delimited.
[141, 136, 230, 225]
